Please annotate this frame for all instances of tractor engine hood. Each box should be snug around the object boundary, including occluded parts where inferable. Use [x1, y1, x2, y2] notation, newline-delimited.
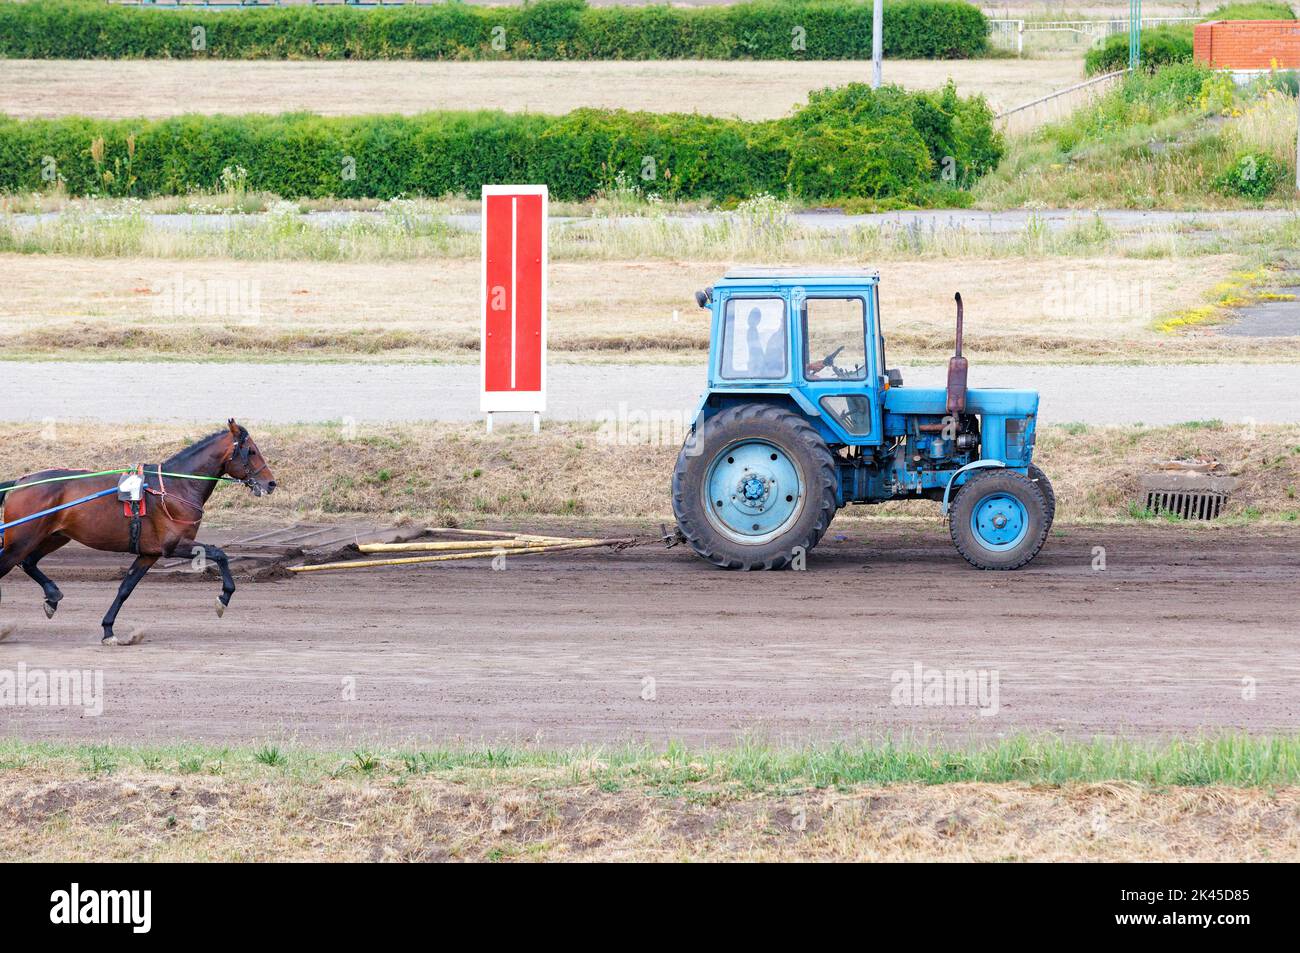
[885, 387, 1039, 417]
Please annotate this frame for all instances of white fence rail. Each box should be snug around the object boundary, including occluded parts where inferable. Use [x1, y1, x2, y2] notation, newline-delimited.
[987, 17, 1201, 54]
[995, 69, 1129, 137]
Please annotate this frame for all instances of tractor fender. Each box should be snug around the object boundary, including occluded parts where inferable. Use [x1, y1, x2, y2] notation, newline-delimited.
[689, 388, 823, 431]
[940, 459, 1006, 518]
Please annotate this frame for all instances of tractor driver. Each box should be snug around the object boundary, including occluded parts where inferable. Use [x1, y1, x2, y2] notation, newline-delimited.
[745, 306, 787, 377]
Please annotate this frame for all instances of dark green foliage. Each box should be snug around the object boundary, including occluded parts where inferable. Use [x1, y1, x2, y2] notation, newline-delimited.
[0, 84, 1003, 204]
[0, 0, 988, 61]
[1214, 152, 1282, 198]
[1206, 3, 1296, 20]
[1085, 27, 1195, 76]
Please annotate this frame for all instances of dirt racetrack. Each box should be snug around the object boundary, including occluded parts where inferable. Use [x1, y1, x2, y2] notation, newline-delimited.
[1, 522, 1297, 748]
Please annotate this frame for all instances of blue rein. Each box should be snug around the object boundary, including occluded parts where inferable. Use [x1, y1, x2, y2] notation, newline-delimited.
[0, 486, 120, 557]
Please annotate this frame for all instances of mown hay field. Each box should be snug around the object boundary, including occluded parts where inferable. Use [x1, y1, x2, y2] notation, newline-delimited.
[0, 58, 1085, 121]
[1, 251, 1281, 365]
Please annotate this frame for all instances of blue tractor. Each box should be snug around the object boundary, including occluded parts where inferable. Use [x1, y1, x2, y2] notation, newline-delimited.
[672, 268, 1054, 570]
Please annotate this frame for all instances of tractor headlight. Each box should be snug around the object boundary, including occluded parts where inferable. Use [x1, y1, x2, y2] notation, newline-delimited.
[1005, 418, 1027, 462]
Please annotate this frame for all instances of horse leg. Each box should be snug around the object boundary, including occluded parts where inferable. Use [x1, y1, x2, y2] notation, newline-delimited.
[22, 535, 71, 619]
[101, 555, 158, 646]
[0, 552, 16, 643]
[1, 541, 39, 642]
[203, 545, 236, 618]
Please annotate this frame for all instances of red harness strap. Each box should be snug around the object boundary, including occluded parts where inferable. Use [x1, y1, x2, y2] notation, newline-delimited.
[146, 465, 204, 526]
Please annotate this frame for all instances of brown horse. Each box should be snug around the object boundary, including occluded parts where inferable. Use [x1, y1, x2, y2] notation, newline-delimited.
[0, 420, 275, 645]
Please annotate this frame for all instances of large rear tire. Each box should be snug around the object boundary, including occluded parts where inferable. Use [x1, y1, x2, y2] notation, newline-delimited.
[949, 468, 1050, 570]
[672, 404, 837, 570]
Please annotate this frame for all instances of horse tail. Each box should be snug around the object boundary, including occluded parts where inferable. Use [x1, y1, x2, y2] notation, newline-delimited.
[0, 480, 14, 507]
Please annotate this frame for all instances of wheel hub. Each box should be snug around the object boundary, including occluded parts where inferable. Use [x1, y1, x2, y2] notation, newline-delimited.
[704, 440, 803, 542]
[740, 474, 770, 505]
[971, 492, 1029, 550]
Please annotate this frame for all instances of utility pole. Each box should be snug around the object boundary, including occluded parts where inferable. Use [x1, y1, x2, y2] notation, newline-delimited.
[872, 0, 883, 89]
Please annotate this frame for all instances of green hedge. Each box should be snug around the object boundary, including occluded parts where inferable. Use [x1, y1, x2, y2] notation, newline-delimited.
[0, 83, 1002, 203]
[1085, 28, 1195, 75]
[1206, 3, 1296, 20]
[0, 0, 988, 60]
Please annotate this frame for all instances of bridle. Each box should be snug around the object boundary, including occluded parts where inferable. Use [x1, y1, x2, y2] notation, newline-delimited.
[148, 430, 272, 526]
[225, 430, 272, 488]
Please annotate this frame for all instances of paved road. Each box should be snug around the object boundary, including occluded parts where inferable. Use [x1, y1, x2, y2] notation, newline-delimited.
[0, 361, 1294, 425]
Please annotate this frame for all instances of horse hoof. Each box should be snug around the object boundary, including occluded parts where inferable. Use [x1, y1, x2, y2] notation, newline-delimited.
[43, 601, 57, 620]
[103, 627, 146, 647]
[0, 623, 15, 643]
[215, 600, 226, 619]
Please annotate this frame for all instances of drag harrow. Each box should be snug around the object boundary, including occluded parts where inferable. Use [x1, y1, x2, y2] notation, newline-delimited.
[286, 527, 633, 573]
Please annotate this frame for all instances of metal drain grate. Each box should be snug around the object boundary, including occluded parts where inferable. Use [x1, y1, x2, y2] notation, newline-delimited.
[1138, 472, 1239, 521]
[1144, 488, 1227, 520]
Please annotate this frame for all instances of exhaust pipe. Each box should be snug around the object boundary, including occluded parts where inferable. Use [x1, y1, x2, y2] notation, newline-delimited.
[945, 292, 968, 416]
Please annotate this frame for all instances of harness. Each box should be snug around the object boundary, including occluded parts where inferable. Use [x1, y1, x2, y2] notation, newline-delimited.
[117, 466, 148, 555]
[0, 430, 268, 559]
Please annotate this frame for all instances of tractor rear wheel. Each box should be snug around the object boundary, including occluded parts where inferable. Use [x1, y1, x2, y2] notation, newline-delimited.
[949, 468, 1050, 570]
[672, 403, 838, 570]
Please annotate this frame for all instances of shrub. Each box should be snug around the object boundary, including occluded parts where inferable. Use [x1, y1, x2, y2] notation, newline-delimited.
[1085, 27, 1195, 75]
[0, 0, 988, 61]
[785, 117, 932, 199]
[0, 84, 1003, 204]
[1214, 152, 1282, 197]
[1207, 3, 1296, 20]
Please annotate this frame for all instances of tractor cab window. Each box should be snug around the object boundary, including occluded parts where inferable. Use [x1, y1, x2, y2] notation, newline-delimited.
[803, 297, 867, 382]
[720, 297, 787, 380]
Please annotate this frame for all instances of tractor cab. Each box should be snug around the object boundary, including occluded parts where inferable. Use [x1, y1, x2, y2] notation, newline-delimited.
[675, 268, 1054, 572]
[700, 268, 887, 445]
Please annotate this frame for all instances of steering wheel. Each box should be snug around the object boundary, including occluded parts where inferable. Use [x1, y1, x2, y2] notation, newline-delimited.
[820, 346, 846, 368]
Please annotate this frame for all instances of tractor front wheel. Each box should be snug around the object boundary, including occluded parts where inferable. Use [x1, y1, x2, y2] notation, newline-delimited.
[1028, 464, 1056, 527]
[672, 404, 838, 570]
[949, 468, 1050, 570]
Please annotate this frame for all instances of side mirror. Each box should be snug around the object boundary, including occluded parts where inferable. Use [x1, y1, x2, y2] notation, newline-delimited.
[694, 287, 713, 310]
[887, 368, 903, 388]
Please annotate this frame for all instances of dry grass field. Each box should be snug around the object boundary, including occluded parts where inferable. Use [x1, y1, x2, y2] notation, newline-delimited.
[0, 57, 1086, 120]
[3, 742, 1298, 861]
[1, 251, 1280, 364]
[1, 419, 1296, 525]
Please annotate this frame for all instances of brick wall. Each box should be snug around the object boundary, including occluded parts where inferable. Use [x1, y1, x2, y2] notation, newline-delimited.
[1194, 20, 1300, 69]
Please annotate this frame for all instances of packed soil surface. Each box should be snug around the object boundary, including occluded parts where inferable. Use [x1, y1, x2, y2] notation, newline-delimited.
[0, 58, 1086, 121]
[2, 523, 1296, 748]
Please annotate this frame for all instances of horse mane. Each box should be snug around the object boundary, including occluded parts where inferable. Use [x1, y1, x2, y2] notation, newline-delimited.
[163, 428, 242, 470]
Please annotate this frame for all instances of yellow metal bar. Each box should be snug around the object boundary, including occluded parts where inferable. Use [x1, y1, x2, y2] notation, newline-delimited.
[288, 538, 629, 573]
[422, 526, 572, 543]
[358, 538, 600, 554]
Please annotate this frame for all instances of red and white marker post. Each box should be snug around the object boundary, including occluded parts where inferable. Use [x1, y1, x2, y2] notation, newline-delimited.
[480, 184, 548, 433]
